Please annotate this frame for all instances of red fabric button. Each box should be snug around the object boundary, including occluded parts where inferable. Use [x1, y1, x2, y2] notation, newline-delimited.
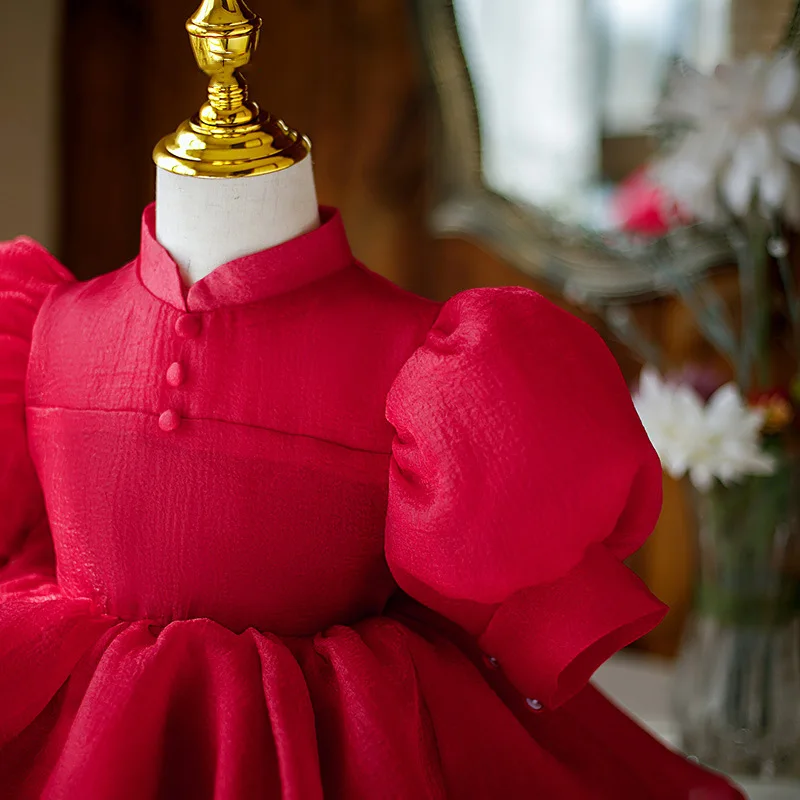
[158, 409, 180, 432]
[166, 362, 184, 388]
[174, 314, 202, 339]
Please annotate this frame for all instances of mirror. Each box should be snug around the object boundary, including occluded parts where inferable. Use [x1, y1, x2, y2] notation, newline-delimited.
[413, 0, 800, 307]
[455, 0, 735, 231]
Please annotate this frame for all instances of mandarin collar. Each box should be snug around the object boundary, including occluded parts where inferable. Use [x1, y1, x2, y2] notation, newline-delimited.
[137, 204, 353, 312]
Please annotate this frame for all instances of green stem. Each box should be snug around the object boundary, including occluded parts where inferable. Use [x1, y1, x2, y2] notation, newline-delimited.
[771, 220, 800, 358]
[729, 224, 762, 391]
[776, 250, 800, 352]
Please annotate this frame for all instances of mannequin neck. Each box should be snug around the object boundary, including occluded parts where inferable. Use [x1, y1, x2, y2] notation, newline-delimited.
[155, 158, 320, 286]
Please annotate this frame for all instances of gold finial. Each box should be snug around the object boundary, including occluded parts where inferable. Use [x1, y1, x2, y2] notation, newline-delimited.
[153, 0, 311, 178]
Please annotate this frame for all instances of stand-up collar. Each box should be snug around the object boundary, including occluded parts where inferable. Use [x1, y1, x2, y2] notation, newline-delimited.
[137, 204, 353, 311]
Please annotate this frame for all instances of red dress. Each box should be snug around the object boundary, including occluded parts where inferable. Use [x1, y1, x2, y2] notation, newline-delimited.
[0, 206, 741, 799]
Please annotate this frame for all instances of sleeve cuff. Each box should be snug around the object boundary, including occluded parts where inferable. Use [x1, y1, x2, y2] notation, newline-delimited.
[477, 543, 667, 709]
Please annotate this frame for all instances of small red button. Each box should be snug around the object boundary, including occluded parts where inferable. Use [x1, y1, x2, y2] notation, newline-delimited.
[158, 409, 180, 432]
[166, 362, 184, 387]
[174, 314, 201, 339]
[483, 655, 500, 671]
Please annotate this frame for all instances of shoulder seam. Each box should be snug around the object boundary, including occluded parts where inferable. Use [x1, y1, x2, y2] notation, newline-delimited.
[351, 260, 441, 313]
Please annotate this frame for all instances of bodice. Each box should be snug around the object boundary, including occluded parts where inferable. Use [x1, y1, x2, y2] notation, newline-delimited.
[24, 208, 438, 633]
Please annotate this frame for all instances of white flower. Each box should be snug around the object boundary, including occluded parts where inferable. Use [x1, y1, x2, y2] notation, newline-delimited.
[633, 367, 709, 483]
[633, 367, 775, 491]
[689, 384, 777, 490]
[654, 52, 800, 224]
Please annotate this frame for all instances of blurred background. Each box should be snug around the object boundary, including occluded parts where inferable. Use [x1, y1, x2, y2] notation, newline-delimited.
[1, 0, 796, 660]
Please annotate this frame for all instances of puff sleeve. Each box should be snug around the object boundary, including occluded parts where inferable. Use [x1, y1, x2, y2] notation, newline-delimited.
[0, 238, 73, 562]
[385, 287, 666, 710]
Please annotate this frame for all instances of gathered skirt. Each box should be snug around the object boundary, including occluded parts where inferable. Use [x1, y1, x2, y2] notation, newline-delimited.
[0, 531, 741, 800]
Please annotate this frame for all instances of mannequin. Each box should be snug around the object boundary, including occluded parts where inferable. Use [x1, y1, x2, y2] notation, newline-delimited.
[152, 0, 319, 286]
[155, 161, 319, 286]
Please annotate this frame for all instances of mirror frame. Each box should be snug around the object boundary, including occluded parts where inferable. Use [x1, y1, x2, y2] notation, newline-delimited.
[412, 0, 800, 306]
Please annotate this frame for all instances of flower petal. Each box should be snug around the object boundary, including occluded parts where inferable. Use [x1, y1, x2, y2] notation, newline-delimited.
[750, 453, 777, 475]
[777, 120, 800, 163]
[690, 464, 713, 492]
[655, 130, 732, 222]
[745, 127, 773, 169]
[759, 158, 789, 211]
[635, 366, 664, 404]
[762, 52, 799, 115]
[722, 152, 755, 216]
[656, 64, 710, 124]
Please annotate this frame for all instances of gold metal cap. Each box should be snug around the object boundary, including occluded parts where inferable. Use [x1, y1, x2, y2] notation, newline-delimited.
[153, 0, 311, 179]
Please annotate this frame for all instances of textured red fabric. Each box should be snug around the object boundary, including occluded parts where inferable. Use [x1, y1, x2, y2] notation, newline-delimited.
[478, 544, 667, 708]
[0, 206, 743, 798]
[0, 239, 73, 564]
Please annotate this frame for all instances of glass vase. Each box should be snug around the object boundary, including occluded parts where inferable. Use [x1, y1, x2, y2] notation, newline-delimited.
[672, 455, 800, 779]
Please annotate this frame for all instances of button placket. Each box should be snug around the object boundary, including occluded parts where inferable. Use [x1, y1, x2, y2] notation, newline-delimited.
[159, 312, 203, 432]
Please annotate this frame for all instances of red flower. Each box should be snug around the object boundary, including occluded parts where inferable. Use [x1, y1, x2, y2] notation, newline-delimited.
[613, 168, 692, 237]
